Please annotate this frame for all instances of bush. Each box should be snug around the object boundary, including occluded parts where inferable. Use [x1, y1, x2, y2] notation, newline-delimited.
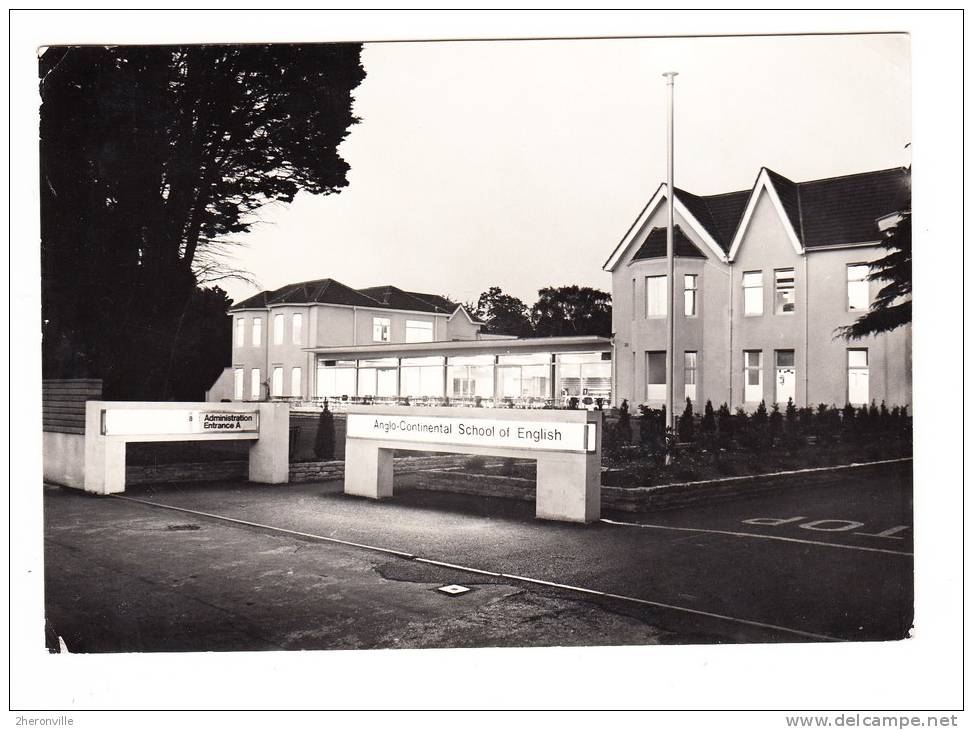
[678, 398, 695, 442]
[701, 400, 716, 434]
[768, 402, 783, 441]
[616, 399, 633, 444]
[314, 401, 336, 460]
[717, 402, 734, 441]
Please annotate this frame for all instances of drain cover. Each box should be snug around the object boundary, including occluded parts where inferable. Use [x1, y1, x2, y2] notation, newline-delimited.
[437, 584, 471, 596]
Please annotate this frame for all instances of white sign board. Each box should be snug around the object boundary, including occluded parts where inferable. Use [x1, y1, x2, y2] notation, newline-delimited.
[102, 409, 259, 436]
[346, 413, 595, 453]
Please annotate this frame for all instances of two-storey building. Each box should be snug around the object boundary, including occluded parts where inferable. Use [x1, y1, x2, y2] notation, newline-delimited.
[207, 278, 612, 408]
[605, 166, 911, 410]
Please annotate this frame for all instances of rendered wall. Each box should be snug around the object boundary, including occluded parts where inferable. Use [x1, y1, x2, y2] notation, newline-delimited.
[43, 432, 86, 489]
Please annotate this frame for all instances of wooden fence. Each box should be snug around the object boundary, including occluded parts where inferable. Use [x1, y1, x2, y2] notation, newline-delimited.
[42, 379, 103, 435]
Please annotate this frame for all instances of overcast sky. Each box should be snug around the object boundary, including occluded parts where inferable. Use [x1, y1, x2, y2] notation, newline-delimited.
[219, 33, 911, 307]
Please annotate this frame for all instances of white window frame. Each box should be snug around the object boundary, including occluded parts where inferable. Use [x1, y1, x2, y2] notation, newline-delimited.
[743, 271, 763, 316]
[373, 317, 391, 343]
[646, 275, 667, 318]
[684, 274, 698, 317]
[744, 350, 763, 403]
[250, 368, 261, 400]
[235, 318, 245, 347]
[774, 268, 795, 315]
[290, 367, 302, 398]
[251, 318, 262, 347]
[646, 351, 666, 401]
[273, 314, 285, 345]
[272, 366, 284, 398]
[233, 368, 244, 400]
[847, 264, 870, 312]
[684, 351, 697, 402]
[847, 348, 869, 406]
[405, 319, 434, 343]
[292, 313, 303, 345]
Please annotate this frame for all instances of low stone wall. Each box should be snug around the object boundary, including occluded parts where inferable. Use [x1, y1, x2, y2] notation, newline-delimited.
[412, 470, 536, 501]
[409, 460, 910, 512]
[127, 460, 248, 485]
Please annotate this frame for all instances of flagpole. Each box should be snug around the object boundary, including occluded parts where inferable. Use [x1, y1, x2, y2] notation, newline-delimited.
[663, 71, 678, 463]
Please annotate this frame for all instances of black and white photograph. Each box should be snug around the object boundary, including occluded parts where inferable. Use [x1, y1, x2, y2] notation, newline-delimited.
[9, 9, 965, 721]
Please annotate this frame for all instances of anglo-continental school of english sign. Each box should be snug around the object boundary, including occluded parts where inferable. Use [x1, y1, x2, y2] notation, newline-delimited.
[346, 413, 596, 453]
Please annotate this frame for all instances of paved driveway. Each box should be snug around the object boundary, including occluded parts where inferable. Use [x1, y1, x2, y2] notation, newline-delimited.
[43, 460, 912, 652]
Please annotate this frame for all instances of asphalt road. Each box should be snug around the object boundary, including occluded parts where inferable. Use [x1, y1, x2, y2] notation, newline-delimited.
[43, 460, 912, 652]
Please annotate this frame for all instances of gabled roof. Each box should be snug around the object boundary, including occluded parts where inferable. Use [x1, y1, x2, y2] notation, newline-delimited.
[632, 225, 707, 260]
[606, 166, 910, 269]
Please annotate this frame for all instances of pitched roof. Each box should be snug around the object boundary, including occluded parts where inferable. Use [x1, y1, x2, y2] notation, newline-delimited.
[230, 278, 381, 311]
[632, 225, 707, 260]
[230, 279, 462, 315]
[665, 167, 909, 257]
[796, 167, 910, 247]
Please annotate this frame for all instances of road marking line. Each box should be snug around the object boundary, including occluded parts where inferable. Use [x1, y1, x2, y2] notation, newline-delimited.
[110, 494, 847, 643]
[599, 519, 913, 557]
[112, 495, 416, 559]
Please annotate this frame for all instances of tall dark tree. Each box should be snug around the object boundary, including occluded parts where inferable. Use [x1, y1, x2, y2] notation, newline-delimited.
[531, 285, 612, 337]
[40, 44, 365, 399]
[472, 286, 533, 337]
[838, 212, 912, 340]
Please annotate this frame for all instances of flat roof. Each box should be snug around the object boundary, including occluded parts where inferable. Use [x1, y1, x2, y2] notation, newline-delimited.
[306, 335, 611, 360]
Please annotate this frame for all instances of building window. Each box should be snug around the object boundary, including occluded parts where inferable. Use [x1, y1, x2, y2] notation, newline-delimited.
[400, 356, 445, 398]
[447, 355, 495, 403]
[405, 319, 434, 343]
[847, 264, 870, 311]
[251, 318, 262, 347]
[743, 271, 763, 316]
[235, 319, 245, 347]
[497, 353, 551, 403]
[848, 349, 869, 405]
[233, 368, 244, 400]
[775, 350, 796, 405]
[646, 275, 667, 318]
[357, 358, 398, 398]
[646, 351, 666, 401]
[316, 360, 357, 398]
[631, 279, 636, 320]
[744, 350, 762, 402]
[291, 367, 302, 398]
[775, 269, 795, 314]
[292, 313, 303, 345]
[684, 351, 697, 402]
[272, 367, 284, 397]
[555, 352, 612, 405]
[373, 317, 391, 343]
[684, 275, 698, 317]
[273, 314, 285, 345]
[250, 368, 261, 400]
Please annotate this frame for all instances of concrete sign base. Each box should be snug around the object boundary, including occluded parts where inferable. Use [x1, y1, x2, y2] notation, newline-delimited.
[343, 406, 601, 523]
[83, 401, 290, 495]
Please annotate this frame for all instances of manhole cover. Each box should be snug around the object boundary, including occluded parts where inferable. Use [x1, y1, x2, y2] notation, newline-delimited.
[166, 524, 201, 531]
[437, 584, 471, 596]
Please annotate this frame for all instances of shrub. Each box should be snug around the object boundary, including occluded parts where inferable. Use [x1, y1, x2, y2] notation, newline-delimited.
[616, 399, 633, 444]
[314, 401, 336, 460]
[717, 402, 734, 441]
[785, 398, 798, 431]
[678, 398, 695, 442]
[768, 402, 783, 441]
[701, 400, 716, 434]
[752, 400, 769, 429]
